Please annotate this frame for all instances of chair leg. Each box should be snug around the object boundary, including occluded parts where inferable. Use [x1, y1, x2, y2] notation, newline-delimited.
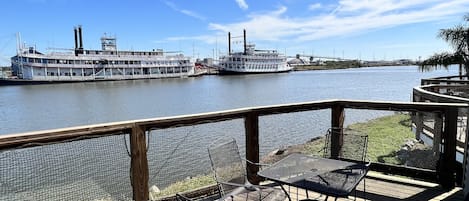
[280, 185, 291, 201]
[354, 187, 357, 201]
[363, 178, 367, 201]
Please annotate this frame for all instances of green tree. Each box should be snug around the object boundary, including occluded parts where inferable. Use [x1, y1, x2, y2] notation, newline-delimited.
[420, 14, 469, 75]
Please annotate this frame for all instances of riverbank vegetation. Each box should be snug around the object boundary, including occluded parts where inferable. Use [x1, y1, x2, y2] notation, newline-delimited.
[293, 60, 361, 71]
[153, 113, 422, 199]
[293, 60, 414, 71]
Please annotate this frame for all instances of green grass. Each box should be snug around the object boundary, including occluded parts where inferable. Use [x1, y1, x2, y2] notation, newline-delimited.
[303, 137, 327, 156]
[348, 114, 414, 164]
[303, 114, 414, 165]
[150, 174, 215, 198]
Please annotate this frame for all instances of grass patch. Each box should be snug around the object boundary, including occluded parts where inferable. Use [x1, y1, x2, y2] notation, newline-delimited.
[150, 174, 215, 198]
[303, 114, 414, 165]
[348, 114, 414, 164]
[303, 137, 327, 156]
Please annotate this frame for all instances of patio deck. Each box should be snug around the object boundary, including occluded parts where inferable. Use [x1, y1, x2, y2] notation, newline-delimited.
[273, 171, 463, 201]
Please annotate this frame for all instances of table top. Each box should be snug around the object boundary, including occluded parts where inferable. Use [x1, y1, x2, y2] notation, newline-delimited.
[258, 153, 368, 197]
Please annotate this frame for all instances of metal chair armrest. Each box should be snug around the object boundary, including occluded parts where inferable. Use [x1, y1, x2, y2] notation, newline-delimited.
[217, 181, 264, 200]
[244, 159, 270, 167]
[217, 181, 274, 190]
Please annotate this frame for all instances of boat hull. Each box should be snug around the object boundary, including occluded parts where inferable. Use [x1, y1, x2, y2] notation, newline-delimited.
[218, 68, 293, 75]
[0, 76, 187, 86]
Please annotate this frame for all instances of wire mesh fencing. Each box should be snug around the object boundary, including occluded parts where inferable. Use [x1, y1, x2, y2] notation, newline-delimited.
[147, 119, 246, 199]
[0, 134, 132, 201]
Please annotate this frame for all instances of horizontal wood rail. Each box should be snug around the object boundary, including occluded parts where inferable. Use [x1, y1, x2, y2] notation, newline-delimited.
[1, 99, 465, 149]
[0, 99, 467, 200]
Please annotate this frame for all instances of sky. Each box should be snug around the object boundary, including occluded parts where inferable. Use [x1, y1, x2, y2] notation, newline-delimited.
[0, 0, 469, 66]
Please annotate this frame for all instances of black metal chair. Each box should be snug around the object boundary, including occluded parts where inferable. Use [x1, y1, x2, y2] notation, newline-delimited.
[320, 128, 370, 200]
[207, 138, 288, 201]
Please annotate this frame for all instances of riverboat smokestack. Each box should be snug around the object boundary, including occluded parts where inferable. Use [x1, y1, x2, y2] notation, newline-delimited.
[78, 25, 83, 50]
[228, 32, 231, 56]
[243, 29, 246, 55]
[74, 27, 79, 56]
[74, 27, 78, 50]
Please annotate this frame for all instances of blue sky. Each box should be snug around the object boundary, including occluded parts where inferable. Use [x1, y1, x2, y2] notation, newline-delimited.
[0, 0, 469, 65]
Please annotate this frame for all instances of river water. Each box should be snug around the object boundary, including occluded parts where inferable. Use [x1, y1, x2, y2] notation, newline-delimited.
[0, 65, 459, 199]
[0, 65, 457, 135]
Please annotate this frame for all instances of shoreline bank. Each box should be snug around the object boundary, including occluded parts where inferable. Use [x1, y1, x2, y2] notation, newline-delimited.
[293, 64, 418, 71]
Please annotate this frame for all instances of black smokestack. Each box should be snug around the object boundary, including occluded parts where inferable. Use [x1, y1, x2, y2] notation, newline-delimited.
[243, 29, 246, 55]
[74, 27, 78, 50]
[78, 25, 83, 49]
[228, 32, 231, 56]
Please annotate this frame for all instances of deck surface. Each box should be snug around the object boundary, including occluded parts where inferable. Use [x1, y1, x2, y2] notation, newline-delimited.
[270, 171, 464, 201]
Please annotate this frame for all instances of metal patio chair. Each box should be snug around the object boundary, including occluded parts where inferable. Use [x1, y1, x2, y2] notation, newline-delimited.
[207, 138, 288, 201]
[320, 128, 370, 200]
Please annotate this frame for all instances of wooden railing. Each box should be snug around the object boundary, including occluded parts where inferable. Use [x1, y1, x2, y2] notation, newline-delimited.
[413, 75, 469, 195]
[421, 75, 469, 86]
[0, 99, 467, 200]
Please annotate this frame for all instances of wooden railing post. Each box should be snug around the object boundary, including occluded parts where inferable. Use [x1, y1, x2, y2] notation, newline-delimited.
[245, 112, 260, 184]
[130, 124, 149, 201]
[415, 113, 423, 141]
[439, 108, 458, 189]
[433, 113, 443, 156]
[413, 95, 422, 141]
[331, 104, 345, 159]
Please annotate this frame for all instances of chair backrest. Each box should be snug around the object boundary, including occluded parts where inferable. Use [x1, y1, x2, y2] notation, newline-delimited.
[207, 138, 246, 196]
[323, 128, 368, 163]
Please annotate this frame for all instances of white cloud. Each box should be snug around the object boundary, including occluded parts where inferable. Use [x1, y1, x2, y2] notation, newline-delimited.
[164, 1, 206, 20]
[206, 0, 469, 42]
[164, 0, 469, 48]
[180, 9, 206, 20]
[236, 0, 249, 10]
[308, 3, 322, 10]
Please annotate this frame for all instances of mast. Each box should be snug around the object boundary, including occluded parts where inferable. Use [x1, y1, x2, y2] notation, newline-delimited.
[16, 32, 21, 55]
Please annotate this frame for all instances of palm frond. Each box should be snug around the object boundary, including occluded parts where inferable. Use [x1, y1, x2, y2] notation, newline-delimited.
[438, 26, 468, 54]
[419, 52, 463, 72]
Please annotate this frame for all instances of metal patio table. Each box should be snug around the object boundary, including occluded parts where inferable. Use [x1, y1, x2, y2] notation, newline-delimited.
[258, 153, 368, 199]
